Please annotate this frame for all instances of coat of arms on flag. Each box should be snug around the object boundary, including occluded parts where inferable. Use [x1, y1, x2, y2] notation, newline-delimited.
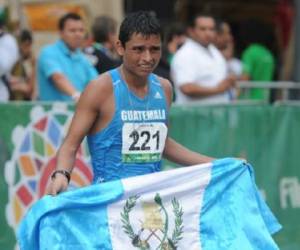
[120, 194, 184, 249]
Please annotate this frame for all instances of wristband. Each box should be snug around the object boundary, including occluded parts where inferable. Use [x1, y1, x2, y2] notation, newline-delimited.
[51, 170, 71, 183]
[71, 91, 81, 100]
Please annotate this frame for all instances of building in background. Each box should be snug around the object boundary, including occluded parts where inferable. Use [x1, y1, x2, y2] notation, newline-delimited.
[5, 0, 124, 54]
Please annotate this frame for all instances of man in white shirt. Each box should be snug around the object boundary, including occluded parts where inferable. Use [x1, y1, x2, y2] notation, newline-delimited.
[0, 19, 19, 101]
[171, 14, 236, 105]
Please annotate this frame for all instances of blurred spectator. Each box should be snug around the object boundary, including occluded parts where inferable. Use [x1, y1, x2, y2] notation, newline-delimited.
[154, 22, 187, 81]
[171, 13, 236, 105]
[215, 20, 233, 53]
[240, 20, 276, 101]
[37, 13, 97, 102]
[224, 43, 243, 78]
[0, 16, 19, 102]
[215, 20, 244, 100]
[9, 30, 37, 100]
[84, 16, 121, 74]
[154, 22, 186, 101]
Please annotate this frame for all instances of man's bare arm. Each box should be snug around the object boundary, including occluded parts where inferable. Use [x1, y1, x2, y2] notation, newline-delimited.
[55, 84, 100, 172]
[51, 73, 80, 100]
[180, 75, 236, 98]
[163, 137, 214, 165]
[47, 78, 105, 195]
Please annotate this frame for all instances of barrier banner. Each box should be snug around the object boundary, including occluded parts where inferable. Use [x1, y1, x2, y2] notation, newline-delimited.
[0, 102, 300, 249]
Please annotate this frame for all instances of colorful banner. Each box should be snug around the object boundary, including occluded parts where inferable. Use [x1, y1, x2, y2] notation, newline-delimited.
[0, 103, 91, 249]
[0, 102, 300, 249]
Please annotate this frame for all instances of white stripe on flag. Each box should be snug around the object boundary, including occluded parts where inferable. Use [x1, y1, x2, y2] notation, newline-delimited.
[108, 163, 212, 250]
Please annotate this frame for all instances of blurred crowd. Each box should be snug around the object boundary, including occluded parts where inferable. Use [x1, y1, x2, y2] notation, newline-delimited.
[0, 11, 278, 104]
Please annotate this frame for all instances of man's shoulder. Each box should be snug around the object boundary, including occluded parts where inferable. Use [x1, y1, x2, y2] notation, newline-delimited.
[172, 39, 202, 63]
[154, 75, 172, 105]
[43, 40, 59, 49]
[88, 72, 113, 91]
[40, 42, 60, 56]
[209, 44, 226, 61]
[0, 32, 16, 43]
[153, 74, 171, 89]
[208, 44, 221, 54]
[84, 45, 106, 57]
[175, 40, 194, 55]
[78, 50, 94, 63]
[83, 72, 114, 104]
[0, 32, 18, 51]
[86, 46, 119, 64]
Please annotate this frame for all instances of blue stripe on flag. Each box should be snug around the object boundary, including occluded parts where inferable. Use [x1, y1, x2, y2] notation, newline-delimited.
[200, 158, 281, 250]
[18, 180, 123, 250]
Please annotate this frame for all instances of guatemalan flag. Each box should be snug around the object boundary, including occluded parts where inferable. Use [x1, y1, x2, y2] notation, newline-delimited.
[18, 158, 281, 250]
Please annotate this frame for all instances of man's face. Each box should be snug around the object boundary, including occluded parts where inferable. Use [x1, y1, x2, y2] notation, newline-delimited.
[215, 23, 233, 50]
[117, 32, 161, 78]
[20, 40, 32, 59]
[192, 17, 216, 47]
[108, 32, 118, 51]
[60, 19, 85, 50]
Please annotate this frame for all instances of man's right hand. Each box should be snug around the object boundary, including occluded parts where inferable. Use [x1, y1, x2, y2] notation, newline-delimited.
[46, 174, 69, 196]
[218, 75, 237, 93]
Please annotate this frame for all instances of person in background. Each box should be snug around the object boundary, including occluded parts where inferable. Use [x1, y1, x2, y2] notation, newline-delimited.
[154, 22, 186, 80]
[214, 20, 232, 53]
[9, 30, 37, 100]
[171, 13, 236, 105]
[37, 13, 98, 102]
[154, 23, 187, 101]
[240, 20, 276, 101]
[215, 20, 244, 100]
[84, 15, 121, 74]
[0, 16, 19, 102]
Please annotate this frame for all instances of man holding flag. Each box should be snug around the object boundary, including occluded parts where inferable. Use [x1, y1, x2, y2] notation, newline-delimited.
[18, 11, 281, 250]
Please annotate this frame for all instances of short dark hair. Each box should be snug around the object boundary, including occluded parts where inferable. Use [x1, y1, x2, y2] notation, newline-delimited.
[58, 12, 82, 31]
[119, 11, 161, 47]
[19, 29, 33, 43]
[165, 23, 186, 43]
[92, 16, 117, 43]
[188, 13, 215, 28]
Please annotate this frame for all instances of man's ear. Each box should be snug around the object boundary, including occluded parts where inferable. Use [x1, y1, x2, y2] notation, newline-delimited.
[187, 27, 194, 38]
[115, 40, 125, 56]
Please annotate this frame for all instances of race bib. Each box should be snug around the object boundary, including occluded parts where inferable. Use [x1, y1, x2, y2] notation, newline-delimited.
[122, 122, 168, 163]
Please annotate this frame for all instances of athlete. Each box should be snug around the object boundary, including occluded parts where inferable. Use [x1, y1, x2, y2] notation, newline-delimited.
[47, 11, 214, 195]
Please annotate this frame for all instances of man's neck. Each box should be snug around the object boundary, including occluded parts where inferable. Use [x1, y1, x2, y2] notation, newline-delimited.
[62, 39, 78, 52]
[120, 66, 149, 98]
[190, 37, 210, 49]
